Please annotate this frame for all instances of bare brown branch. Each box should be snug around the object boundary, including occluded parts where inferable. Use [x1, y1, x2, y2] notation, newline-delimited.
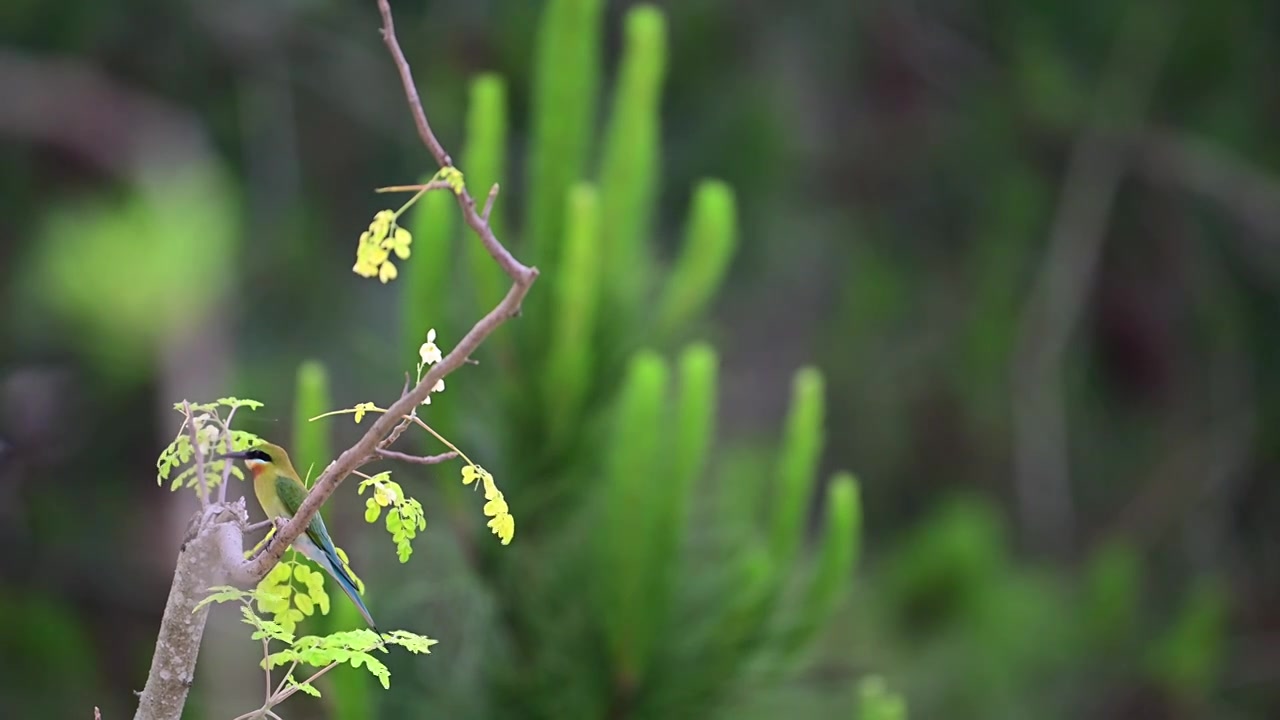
[377, 448, 459, 465]
[234, 0, 538, 583]
[376, 0, 534, 283]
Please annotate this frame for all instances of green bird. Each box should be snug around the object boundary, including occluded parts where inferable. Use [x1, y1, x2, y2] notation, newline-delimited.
[223, 442, 376, 629]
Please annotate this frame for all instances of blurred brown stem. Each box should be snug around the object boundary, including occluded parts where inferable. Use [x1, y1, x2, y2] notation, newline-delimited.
[0, 48, 211, 177]
[1011, 3, 1176, 555]
[1137, 128, 1280, 243]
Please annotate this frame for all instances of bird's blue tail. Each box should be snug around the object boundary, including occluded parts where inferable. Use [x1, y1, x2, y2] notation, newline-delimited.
[319, 549, 377, 631]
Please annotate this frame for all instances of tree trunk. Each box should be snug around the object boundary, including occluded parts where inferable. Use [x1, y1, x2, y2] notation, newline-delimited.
[134, 510, 242, 720]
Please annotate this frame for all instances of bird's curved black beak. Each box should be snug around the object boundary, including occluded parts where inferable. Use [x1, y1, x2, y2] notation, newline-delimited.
[210, 450, 250, 462]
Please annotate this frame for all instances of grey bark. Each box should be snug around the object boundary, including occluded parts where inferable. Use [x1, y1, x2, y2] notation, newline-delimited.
[135, 503, 249, 720]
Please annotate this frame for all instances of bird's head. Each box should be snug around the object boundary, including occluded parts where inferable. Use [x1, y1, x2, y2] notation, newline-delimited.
[218, 441, 298, 479]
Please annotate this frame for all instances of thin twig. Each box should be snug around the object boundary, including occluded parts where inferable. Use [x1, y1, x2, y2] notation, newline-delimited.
[182, 402, 209, 510]
[382, 372, 415, 441]
[371, 373, 418, 449]
[406, 415, 471, 463]
[243, 518, 275, 533]
[375, 181, 453, 193]
[261, 637, 272, 705]
[381, 402, 416, 453]
[272, 660, 299, 699]
[216, 405, 239, 505]
[376, 3, 450, 166]
[233, 0, 537, 584]
[482, 183, 500, 223]
[376, 0, 533, 281]
[377, 448, 458, 465]
[275, 660, 342, 703]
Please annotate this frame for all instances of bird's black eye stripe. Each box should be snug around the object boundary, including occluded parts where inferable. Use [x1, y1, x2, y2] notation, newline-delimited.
[247, 448, 272, 462]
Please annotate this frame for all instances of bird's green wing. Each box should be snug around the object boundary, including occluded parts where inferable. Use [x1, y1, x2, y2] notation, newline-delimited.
[273, 474, 339, 554]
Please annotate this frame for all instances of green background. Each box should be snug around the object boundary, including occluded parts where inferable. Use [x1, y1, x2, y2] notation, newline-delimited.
[0, 0, 1276, 718]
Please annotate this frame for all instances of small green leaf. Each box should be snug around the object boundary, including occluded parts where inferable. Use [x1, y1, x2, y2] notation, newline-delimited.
[266, 649, 296, 669]
[304, 571, 325, 592]
[357, 472, 392, 493]
[357, 653, 392, 689]
[257, 595, 289, 616]
[240, 606, 295, 644]
[193, 586, 251, 612]
[268, 562, 293, 583]
[381, 629, 438, 654]
[295, 593, 315, 616]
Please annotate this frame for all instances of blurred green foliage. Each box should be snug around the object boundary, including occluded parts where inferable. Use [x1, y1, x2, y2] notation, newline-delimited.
[861, 499, 1228, 719]
[856, 676, 908, 720]
[0, 591, 100, 718]
[380, 3, 862, 716]
[1, 0, 1274, 718]
[18, 164, 238, 379]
